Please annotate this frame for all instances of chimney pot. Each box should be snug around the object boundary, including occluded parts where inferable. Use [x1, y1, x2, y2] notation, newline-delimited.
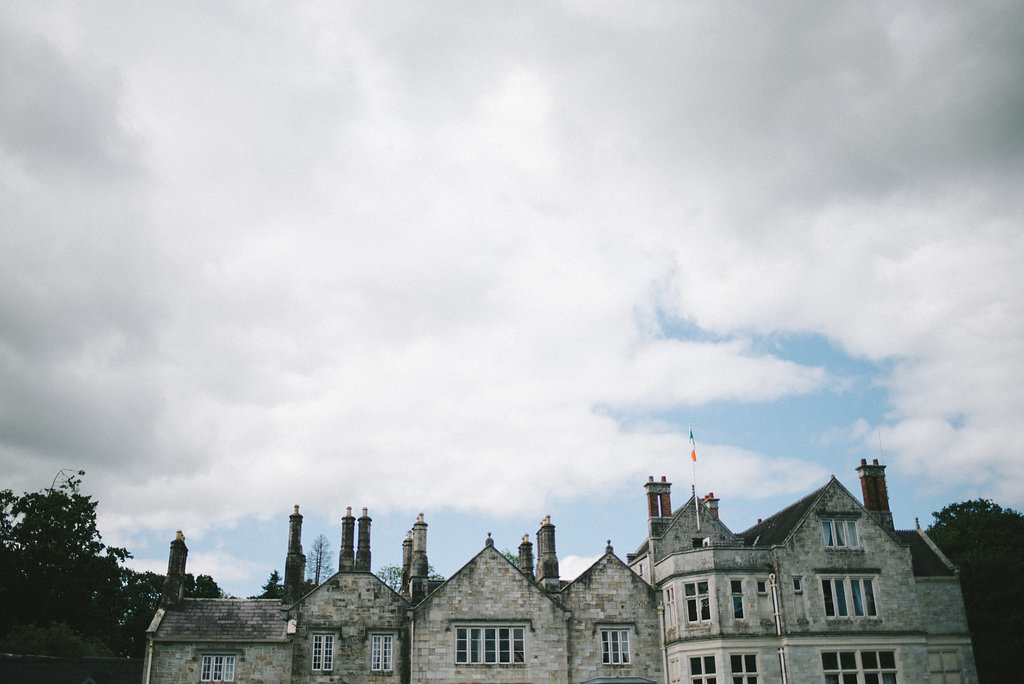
[661, 475, 667, 482]
[872, 458, 879, 465]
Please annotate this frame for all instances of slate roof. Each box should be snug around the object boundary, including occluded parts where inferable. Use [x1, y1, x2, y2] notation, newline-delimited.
[0, 654, 143, 684]
[896, 529, 956, 577]
[151, 599, 289, 642]
[739, 482, 829, 546]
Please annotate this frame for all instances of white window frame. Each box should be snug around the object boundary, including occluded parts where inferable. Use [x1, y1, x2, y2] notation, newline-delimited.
[821, 576, 878, 618]
[200, 655, 235, 682]
[312, 633, 334, 672]
[684, 580, 712, 625]
[821, 519, 859, 548]
[690, 654, 717, 683]
[454, 626, 525, 665]
[730, 579, 745, 620]
[371, 633, 393, 672]
[822, 649, 898, 684]
[600, 628, 630, 665]
[730, 652, 759, 683]
[665, 586, 677, 627]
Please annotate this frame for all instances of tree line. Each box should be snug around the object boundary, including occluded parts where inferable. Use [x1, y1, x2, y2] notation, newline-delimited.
[1, 476, 1020, 681]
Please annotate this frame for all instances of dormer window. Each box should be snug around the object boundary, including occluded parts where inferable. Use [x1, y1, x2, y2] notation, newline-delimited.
[822, 519, 859, 548]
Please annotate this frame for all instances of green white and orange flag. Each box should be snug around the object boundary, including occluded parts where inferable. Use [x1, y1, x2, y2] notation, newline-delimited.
[689, 428, 697, 462]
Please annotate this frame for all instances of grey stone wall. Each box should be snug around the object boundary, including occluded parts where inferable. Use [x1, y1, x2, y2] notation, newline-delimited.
[410, 544, 571, 683]
[288, 572, 409, 684]
[148, 641, 292, 684]
[560, 553, 663, 683]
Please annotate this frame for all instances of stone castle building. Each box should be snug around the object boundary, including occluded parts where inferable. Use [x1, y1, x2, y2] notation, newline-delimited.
[143, 459, 977, 683]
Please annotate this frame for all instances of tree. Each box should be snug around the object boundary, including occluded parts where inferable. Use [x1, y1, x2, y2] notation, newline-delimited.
[0, 476, 127, 653]
[306, 534, 332, 585]
[255, 570, 284, 599]
[928, 499, 1024, 683]
[375, 564, 445, 593]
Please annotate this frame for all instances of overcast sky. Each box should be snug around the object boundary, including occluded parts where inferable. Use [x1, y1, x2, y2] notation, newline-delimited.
[2, 1, 1022, 597]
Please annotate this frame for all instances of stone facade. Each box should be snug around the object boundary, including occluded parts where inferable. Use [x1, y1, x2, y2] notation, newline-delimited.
[145, 459, 977, 683]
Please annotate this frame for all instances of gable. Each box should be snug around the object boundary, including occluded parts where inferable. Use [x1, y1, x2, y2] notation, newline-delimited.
[292, 571, 409, 625]
[562, 552, 656, 601]
[416, 543, 568, 617]
[652, 496, 738, 561]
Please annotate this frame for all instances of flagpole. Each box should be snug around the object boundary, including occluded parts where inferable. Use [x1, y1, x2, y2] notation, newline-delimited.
[690, 424, 700, 532]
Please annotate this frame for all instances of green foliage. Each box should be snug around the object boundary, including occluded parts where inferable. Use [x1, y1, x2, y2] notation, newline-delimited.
[928, 499, 1024, 683]
[254, 569, 284, 599]
[0, 477, 226, 658]
[502, 548, 520, 568]
[0, 621, 113, 658]
[375, 564, 445, 592]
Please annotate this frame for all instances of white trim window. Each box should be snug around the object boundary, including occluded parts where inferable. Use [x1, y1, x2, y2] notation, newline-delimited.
[200, 655, 235, 682]
[929, 649, 963, 683]
[312, 633, 334, 672]
[822, 650, 898, 684]
[665, 586, 677, 628]
[821, 519, 859, 548]
[684, 580, 711, 625]
[371, 633, 393, 672]
[730, 653, 759, 684]
[821, 577, 878, 618]
[689, 654, 717, 683]
[730, 579, 745, 619]
[455, 626, 525, 664]
[601, 628, 630, 664]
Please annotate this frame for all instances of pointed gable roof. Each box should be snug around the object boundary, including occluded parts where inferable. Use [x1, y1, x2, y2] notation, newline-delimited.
[562, 548, 653, 594]
[896, 529, 957, 577]
[414, 540, 568, 613]
[740, 481, 830, 546]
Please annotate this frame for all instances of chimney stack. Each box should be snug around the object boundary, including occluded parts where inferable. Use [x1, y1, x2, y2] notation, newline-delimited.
[355, 507, 372, 572]
[284, 505, 306, 603]
[401, 531, 413, 596]
[644, 476, 673, 537]
[518, 534, 534, 581]
[339, 506, 355, 572]
[857, 458, 894, 530]
[536, 515, 560, 592]
[702, 492, 719, 518]
[160, 530, 188, 609]
[410, 513, 429, 602]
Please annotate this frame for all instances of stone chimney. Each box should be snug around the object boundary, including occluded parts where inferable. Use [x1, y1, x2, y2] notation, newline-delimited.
[518, 534, 534, 580]
[339, 506, 355, 572]
[160, 530, 188, 609]
[536, 515, 560, 592]
[702, 492, 719, 518]
[283, 505, 306, 603]
[401, 530, 413, 596]
[857, 458, 894, 530]
[355, 507, 372, 572]
[410, 513, 429, 603]
[645, 476, 673, 537]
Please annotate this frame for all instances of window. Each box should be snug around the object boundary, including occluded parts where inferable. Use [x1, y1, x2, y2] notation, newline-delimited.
[690, 655, 717, 683]
[929, 650, 962, 684]
[821, 577, 877, 618]
[730, 580, 744, 619]
[601, 629, 630, 664]
[455, 626, 525, 664]
[822, 650, 897, 684]
[685, 581, 711, 624]
[312, 634, 334, 671]
[730, 653, 758, 684]
[665, 586, 677, 627]
[371, 633, 393, 672]
[793, 576, 803, 593]
[200, 655, 235, 682]
[756, 579, 767, 595]
[822, 519, 859, 548]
